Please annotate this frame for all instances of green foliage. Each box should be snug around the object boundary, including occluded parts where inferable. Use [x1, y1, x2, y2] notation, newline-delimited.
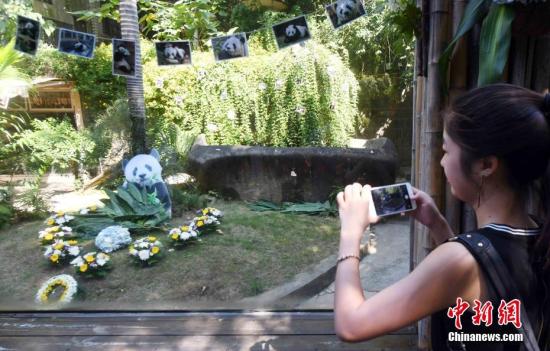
[152, 123, 199, 176]
[140, 0, 220, 50]
[0, 39, 28, 80]
[0, 111, 28, 173]
[11, 118, 96, 174]
[88, 98, 131, 169]
[477, 4, 514, 86]
[17, 44, 126, 117]
[0, 0, 55, 45]
[386, 0, 422, 41]
[439, 0, 517, 89]
[18, 165, 49, 215]
[306, 0, 415, 136]
[0, 187, 14, 229]
[70, 183, 170, 237]
[143, 41, 359, 147]
[73, 0, 223, 50]
[170, 184, 209, 215]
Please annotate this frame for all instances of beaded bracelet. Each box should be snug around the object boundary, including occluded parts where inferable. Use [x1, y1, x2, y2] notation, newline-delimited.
[337, 253, 360, 264]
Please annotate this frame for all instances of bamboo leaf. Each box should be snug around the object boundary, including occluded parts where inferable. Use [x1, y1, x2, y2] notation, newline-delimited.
[438, 0, 490, 94]
[127, 183, 143, 202]
[477, 4, 515, 86]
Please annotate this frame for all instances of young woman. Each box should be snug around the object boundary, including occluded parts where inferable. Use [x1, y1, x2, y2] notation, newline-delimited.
[334, 84, 550, 350]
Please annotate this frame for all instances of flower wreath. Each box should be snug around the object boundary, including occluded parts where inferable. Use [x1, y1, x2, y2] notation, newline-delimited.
[35, 274, 78, 305]
[129, 236, 163, 265]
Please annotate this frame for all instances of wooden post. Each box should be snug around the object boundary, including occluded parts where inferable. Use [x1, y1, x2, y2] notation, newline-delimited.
[71, 89, 84, 130]
[445, 0, 468, 235]
[414, 1, 450, 349]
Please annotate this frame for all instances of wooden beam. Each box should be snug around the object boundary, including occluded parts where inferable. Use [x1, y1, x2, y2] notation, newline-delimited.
[0, 312, 416, 350]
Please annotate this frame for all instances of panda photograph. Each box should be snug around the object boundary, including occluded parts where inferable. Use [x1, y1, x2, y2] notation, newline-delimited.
[14, 16, 40, 56]
[155, 41, 192, 66]
[112, 39, 136, 77]
[326, 0, 366, 29]
[212, 33, 249, 61]
[57, 28, 96, 59]
[272, 15, 311, 50]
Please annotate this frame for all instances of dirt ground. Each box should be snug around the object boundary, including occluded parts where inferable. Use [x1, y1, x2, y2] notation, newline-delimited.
[0, 199, 341, 310]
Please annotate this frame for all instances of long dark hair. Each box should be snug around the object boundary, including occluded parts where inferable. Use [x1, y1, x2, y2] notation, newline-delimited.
[443, 83, 550, 276]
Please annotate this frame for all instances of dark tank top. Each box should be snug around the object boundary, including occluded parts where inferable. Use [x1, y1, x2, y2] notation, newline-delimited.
[431, 222, 544, 351]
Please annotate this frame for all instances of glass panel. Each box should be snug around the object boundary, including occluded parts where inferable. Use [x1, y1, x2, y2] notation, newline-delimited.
[0, 1, 414, 311]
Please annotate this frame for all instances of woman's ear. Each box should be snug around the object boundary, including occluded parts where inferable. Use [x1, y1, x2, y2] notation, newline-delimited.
[476, 156, 499, 177]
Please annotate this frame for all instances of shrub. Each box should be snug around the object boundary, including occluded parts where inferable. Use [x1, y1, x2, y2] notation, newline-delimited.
[11, 118, 96, 175]
[143, 41, 359, 147]
[0, 187, 14, 229]
[17, 44, 126, 118]
[88, 98, 131, 172]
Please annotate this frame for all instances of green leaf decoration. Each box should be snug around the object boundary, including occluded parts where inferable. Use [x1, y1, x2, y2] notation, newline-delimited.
[247, 200, 336, 215]
[477, 4, 515, 86]
[246, 200, 283, 212]
[438, 0, 491, 94]
[69, 184, 169, 238]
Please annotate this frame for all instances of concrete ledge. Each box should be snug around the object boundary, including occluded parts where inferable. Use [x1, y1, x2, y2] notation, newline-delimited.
[240, 234, 372, 308]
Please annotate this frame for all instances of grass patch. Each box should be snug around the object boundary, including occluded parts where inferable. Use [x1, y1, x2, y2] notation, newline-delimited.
[0, 199, 340, 309]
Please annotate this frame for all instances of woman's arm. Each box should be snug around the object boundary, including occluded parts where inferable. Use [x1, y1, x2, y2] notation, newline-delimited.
[334, 241, 480, 342]
[334, 183, 479, 342]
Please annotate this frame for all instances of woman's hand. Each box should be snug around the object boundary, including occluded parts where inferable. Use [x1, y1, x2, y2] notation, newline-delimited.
[337, 183, 379, 242]
[407, 186, 454, 245]
[407, 186, 443, 228]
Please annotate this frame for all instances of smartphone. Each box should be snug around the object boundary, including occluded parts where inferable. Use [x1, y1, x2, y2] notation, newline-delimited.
[369, 182, 416, 217]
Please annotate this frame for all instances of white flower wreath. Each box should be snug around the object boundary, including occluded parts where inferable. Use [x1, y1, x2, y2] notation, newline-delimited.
[35, 274, 78, 305]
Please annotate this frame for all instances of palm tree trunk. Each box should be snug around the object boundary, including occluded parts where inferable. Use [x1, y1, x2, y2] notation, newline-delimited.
[119, 0, 146, 155]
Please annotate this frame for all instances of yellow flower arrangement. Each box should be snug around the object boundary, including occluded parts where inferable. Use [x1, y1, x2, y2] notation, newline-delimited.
[35, 274, 78, 305]
[129, 236, 163, 265]
[168, 208, 223, 247]
[45, 211, 74, 226]
[71, 252, 111, 277]
[39, 226, 75, 245]
[43, 240, 80, 265]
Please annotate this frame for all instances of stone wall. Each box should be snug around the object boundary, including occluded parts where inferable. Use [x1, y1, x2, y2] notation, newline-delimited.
[187, 137, 398, 203]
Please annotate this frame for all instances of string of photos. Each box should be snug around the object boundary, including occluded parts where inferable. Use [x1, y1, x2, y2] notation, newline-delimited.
[11, 0, 366, 79]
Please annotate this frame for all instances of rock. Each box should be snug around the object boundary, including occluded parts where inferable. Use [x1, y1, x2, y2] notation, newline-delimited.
[186, 137, 398, 203]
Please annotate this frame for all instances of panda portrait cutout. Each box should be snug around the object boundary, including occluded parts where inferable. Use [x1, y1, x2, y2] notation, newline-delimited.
[122, 149, 172, 218]
[326, 0, 366, 29]
[112, 39, 136, 77]
[155, 41, 192, 66]
[58, 28, 96, 59]
[212, 33, 249, 61]
[272, 15, 311, 50]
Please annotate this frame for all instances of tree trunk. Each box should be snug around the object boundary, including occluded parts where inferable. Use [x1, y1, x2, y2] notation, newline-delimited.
[119, 0, 146, 155]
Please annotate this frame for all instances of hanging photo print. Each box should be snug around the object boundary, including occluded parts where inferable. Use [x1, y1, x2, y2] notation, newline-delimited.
[326, 0, 366, 29]
[211, 33, 249, 62]
[112, 39, 136, 77]
[14, 16, 40, 56]
[155, 41, 192, 66]
[272, 15, 311, 50]
[58, 28, 96, 59]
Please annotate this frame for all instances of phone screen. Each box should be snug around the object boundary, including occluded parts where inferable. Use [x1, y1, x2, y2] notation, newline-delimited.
[371, 183, 414, 217]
